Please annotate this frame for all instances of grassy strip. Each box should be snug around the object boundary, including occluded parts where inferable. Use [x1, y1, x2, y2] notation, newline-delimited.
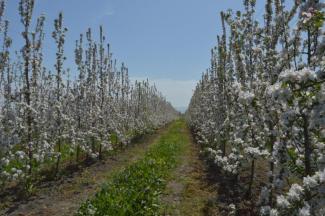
[77, 119, 187, 216]
[160, 129, 216, 216]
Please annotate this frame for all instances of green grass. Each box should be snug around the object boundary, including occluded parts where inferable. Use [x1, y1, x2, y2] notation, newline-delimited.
[77, 119, 187, 216]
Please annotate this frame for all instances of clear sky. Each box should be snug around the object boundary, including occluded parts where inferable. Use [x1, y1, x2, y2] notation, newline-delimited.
[5, 0, 266, 110]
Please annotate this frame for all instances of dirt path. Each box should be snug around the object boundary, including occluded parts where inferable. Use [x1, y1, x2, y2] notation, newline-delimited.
[160, 126, 219, 216]
[0, 127, 167, 216]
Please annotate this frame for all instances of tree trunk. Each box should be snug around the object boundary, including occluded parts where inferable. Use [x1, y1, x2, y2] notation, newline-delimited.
[247, 159, 255, 198]
[303, 114, 312, 177]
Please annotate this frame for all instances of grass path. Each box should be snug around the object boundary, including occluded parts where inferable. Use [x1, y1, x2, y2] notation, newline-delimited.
[1, 126, 167, 216]
[77, 119, 218, 216]
[2, 119, 218, 216]
[77, 119, 189, 215]
[160, 122, 219, 216]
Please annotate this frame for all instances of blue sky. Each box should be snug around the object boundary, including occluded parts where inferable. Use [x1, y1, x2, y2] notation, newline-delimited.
[5, 0, 266, 109]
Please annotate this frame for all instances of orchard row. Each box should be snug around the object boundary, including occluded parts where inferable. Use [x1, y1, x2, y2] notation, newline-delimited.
[0, 0, 178, 192]
[187, 0, 324, 215]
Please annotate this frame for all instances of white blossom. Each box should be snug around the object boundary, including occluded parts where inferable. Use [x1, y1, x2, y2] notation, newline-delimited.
[287, 184, 304, 202]
[298, 202, 310, 216]
[276, 195, 290, 208]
